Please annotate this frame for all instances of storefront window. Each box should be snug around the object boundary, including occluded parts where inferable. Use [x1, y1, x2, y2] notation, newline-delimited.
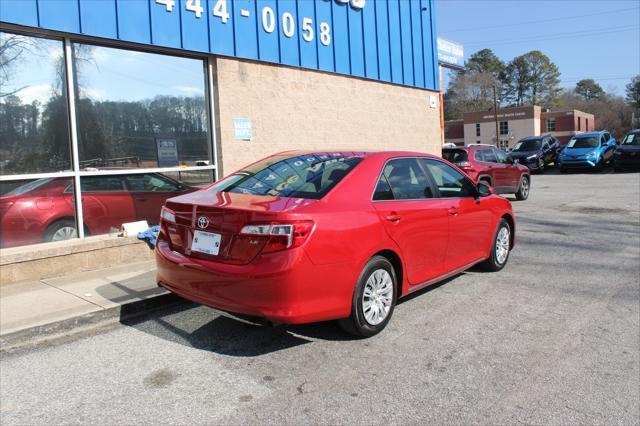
[80, 172, 207, 236]
[0, 32, 71, 175]
[0, 177, 77, 248]
[71, 44, 211, 170]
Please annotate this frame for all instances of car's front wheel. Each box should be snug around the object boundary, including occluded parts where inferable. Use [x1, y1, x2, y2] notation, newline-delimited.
[339, 256, 397, 337]
[514, 175, 530, 201]
[481, 219, 511, 271]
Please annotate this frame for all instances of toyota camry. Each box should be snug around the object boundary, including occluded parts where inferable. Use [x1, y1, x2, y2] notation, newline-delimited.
[156, 151, 516, 336]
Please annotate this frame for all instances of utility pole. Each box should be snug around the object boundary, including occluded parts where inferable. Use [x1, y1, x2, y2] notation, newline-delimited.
[493, 84, 500, 147]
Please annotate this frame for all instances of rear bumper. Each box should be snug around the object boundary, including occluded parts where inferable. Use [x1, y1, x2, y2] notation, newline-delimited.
[155, 238, 355, 324]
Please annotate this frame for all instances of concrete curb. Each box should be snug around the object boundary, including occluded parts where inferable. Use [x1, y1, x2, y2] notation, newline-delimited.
[0, 293, 186, 354]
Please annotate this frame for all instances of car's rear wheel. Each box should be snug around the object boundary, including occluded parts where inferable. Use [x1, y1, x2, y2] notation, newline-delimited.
[480, 219, 511, 271]
[44, 219, 78, 242]
[537, 158, 545, 174]
[339, 256, 397, 337]
[514, 175, 530, 201]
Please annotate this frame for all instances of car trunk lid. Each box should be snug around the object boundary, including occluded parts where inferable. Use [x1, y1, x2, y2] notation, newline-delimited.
[162, 190, 316, 264]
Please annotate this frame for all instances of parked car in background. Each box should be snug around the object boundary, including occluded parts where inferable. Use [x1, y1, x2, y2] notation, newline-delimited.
[613, 129, 640, 172]
[0, 173, 194, 248]
[156, 151, 516, 336]
[508, 135, 560, 173]
[558, 131, 617, 173]
[443, 145, 531, 200]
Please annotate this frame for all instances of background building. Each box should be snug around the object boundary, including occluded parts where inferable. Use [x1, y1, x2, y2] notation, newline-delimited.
[0, 0, 441, 249]
[445, 105, 595, 148]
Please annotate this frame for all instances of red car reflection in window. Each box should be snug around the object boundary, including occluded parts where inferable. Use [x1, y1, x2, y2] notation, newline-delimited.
[0, 173, 194, 248]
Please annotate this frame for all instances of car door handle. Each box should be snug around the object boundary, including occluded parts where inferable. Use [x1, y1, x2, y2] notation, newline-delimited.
[448, 207, 459, 216]
[385, 213, 401, 222]
[135, 197, 148, 202]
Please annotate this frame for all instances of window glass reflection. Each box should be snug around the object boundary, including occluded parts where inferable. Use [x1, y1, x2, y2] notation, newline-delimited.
[0, 32, 71, 175]
[80, 172, 206, 236]
[0, 177, 77, 248]
[71, 44, 211, 170]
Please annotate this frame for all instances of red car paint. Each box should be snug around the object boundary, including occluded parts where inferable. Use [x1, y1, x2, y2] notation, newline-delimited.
[0, 174, 193, 248]
[443, 145, 529, 195]
[156, 151, 516, 325]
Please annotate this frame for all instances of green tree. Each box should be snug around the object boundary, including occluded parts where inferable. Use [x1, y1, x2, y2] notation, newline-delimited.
[503, 51, 560, 107]
[503, 56, 531, 106]
[575, 79, 604, 100]
[463, 49, 505, 80]
[626, 75, 640, 109]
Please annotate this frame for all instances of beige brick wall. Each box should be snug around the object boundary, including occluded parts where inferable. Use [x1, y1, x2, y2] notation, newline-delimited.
[214, 57, 442, 175]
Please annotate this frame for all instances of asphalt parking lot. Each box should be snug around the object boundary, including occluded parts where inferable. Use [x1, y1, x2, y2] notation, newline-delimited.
[1, 169, 639, 425]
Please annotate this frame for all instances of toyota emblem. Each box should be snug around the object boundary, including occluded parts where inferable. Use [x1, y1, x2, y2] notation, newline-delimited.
[197, 216, 209, 229]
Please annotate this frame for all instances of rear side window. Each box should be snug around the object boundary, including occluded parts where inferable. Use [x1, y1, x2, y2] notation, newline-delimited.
[376, 158, 434, 200]
[442, 149, 468, 164]
[421, 159, 477, 198]
[475, 149, 497, 163]
[217, 153, 363, 199]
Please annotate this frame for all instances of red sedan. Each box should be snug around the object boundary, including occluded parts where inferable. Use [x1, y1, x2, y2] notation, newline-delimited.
[0, 173, 193, 248]
[156, 151, 516, 336]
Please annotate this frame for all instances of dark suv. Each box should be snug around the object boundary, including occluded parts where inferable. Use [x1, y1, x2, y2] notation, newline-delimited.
[442, 145, 531, 200]
[508, 135, 560, 173]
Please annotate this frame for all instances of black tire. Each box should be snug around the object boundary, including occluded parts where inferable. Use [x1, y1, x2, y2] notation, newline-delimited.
[560, 167, 568, 174]
[43, 219, 78, 242]
[514, 175, 530, 201]
[339, 256, 397, 337]
[480, 219, 511, 272]
[537, 158, 545, 174]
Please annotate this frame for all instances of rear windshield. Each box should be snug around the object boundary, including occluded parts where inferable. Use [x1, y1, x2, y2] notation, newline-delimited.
[567, 137, 599, 149]
[512, 139, 541, 151]
[442, 149, 468, 164]
[211, 153, 363, 199]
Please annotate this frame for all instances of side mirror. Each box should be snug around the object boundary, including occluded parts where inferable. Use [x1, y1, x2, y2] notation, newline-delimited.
[477, 181, 493, 197]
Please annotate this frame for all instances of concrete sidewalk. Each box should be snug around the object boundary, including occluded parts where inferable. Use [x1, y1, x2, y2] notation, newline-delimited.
[0, 260, 178, 350]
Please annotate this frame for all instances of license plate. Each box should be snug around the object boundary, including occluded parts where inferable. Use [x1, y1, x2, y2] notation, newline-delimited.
[191, 230, 222, 255]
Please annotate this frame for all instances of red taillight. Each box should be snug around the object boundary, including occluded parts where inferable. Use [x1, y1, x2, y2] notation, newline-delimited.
[238, 220, 314, 253]
[160, 206, 176, 223]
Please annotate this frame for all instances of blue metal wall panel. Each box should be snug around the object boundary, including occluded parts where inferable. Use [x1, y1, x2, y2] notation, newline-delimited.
[233, 0, 258, 59]
[150, 0, 181, 48]
[362, 2, 377, 80]
[387, 0, 403, 85]
[410, 0, 424, 88]
[0, 0, 440, 91]
[297, 0, 317, 69]
[79, 0, 118, 39]
[0, 0, 39, 27]
[256, 0, 280, 63]
[277, 0, 299, 66]
[116, 0, 151, 44]
[179, 0, 210, 52]
[399, 0, 413, 86]
[331, 0, 349, 74]
[347, 7, 364, 78]
[375, 0, 391, 82]
[314, 0, 333, 72]
[38, 0, 80, 33]
[209, 0, 234, 56]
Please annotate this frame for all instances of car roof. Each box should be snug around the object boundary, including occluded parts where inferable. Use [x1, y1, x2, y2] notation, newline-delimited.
[575, 131, 605, 137]
[442, 144, 495, 151]
[275, 150, 442, 160]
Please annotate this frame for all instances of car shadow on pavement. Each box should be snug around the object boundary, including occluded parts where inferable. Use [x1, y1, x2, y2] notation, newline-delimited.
[117, 273, 467, 356]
